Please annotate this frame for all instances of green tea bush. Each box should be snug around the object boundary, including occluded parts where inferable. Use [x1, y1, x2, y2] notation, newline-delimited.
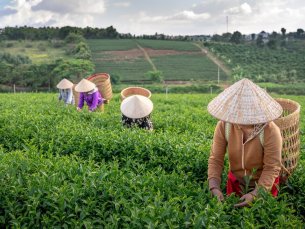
[0, 93, 304, 227]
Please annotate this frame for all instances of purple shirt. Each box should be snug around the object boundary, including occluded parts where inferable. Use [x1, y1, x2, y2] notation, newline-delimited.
[78, 90, 103, 111]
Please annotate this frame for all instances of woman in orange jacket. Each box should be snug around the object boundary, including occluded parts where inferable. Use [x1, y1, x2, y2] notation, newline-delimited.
[207, 78, 283, 207]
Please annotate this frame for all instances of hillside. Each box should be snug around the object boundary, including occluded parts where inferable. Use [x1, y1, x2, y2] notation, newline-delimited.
[87, 39, 228, 82]
[204, 41, 305, 82]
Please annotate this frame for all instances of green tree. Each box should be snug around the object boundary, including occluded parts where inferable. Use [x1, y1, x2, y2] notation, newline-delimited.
[52, 59, 95, 82]
[145, 70, 164, 83]
[296, 28, 304, 39]
[65, 33, 85, 43]
[256, 35, 264, 47]
[230, 31, 242, 44]
[281, 28, 286, 37]
[72, 42, 92, 60]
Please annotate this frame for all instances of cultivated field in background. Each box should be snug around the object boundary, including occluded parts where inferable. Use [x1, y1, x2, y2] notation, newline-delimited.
[88, 39, 227, 82]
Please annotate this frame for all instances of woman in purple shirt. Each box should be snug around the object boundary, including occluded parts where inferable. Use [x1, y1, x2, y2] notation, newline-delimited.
[75, 78, 103, 112]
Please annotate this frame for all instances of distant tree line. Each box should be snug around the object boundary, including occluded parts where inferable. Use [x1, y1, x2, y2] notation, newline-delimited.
[0, 26, 119, 40]
[210, 28, 305, 49]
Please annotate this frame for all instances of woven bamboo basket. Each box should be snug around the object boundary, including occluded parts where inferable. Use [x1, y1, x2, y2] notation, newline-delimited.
[87, 73, 113, 103]
[72, 84, 80, 107]
[120, 87, 152, 101]
[274, 98, 301, 180]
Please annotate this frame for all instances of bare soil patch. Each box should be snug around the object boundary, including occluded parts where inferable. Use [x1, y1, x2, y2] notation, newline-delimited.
[95, 48, 201, 61]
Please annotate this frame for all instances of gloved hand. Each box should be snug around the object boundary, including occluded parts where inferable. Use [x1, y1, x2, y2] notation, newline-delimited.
[209, 178, 224, 202]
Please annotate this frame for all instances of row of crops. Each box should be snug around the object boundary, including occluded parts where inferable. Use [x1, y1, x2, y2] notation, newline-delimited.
[204, 41, 305, 81]
[0, 93, 304, 227]
[87, 39, 227, 82]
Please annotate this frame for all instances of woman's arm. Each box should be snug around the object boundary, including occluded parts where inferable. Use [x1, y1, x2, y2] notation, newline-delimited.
[258, 122, 282, 190]
[78, 93, 84, 109]
[89, 92, 99, 111]
[66, 89, 73, 104]
[208, 121, 227, 185]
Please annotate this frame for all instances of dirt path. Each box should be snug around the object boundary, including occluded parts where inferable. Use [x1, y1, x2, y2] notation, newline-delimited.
[192, 43, 231, 76]
[136, 43, 157, 71]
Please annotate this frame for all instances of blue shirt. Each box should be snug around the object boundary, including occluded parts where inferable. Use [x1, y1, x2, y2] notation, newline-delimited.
[58, 89, 74, 105]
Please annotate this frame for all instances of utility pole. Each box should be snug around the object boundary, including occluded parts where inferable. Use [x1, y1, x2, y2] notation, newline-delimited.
[226, 16, 229, 33]
[217, 66, 220, 84]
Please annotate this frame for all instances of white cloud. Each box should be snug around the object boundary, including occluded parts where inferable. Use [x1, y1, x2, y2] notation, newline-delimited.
[32, 0, 106, 14]
[0, 0, 304, 35]
[0, 0, 106, 27]
[113, 2, 130, 8]
[139, 10, 210, 23]
[225, 3, 252, 15]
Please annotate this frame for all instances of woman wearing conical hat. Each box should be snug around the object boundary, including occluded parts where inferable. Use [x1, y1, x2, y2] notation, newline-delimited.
[75, 78, 104, 112]
[207, 78, 283, 207]
[56, 78, 74, 105]
[120, 95, 153, 130]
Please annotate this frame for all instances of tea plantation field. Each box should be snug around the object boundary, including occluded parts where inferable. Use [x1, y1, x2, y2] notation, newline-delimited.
[0, 93, 304, 227]
[88, 39, 227, 82]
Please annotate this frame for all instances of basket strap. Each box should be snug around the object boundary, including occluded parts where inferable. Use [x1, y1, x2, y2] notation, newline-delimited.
[225, 122, 264, 147]
[281, 164, 291, 176]
[258, 130, 264, 146]
[225, 122, 231, 142]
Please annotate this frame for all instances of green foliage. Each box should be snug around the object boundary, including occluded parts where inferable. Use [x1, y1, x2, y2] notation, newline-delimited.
[230, 31, 242, 44]
[73, 42, 92, 60]
[109, 73, 121, 84]
[206, 41, 305, 83]
[0, 93, 304, 227]
[65, 33, 85, 44]
[267, 39, 277, 49]
[232, 65, 246, 81]
[87, 39, 138, 51]
[145, 70, 164, 83]
[82, 39, 229, 82]
[52, 59, 95, 81]
[0, 52, 31, 65]
[256, 35, 264, 47]
[136, 39, 199, 51]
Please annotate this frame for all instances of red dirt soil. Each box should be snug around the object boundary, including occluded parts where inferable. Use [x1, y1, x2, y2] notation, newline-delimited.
[95, 48, 201, 61]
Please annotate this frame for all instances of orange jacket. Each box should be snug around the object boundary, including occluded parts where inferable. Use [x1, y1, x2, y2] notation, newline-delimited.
[208, 121, 282, 190]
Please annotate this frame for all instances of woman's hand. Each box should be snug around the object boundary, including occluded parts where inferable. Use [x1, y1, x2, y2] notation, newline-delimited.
[211, 188, 224, 202]
[209, 178, 224, 202]
[234, 191, 256, 208]
[77, 107, 81, 112]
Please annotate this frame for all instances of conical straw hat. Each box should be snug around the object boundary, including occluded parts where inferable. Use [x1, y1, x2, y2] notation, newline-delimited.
[75, 78, 96, 93]
[120, 95, 153, 119]
[207, 78, 283, 125]
[56, 78, 73, 89]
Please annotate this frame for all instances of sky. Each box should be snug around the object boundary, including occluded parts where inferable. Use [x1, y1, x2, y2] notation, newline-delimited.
[0, 0, 304, 35]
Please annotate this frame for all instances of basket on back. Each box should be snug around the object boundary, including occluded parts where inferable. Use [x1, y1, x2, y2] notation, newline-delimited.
[72, 84, 80, 107]
[87, 73, 113, 103]
[121, 87, 151, 101]
[274, 98, 301, 180]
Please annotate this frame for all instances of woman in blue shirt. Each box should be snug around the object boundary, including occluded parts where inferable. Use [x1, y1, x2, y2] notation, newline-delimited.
[56, 78, 74, 105]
